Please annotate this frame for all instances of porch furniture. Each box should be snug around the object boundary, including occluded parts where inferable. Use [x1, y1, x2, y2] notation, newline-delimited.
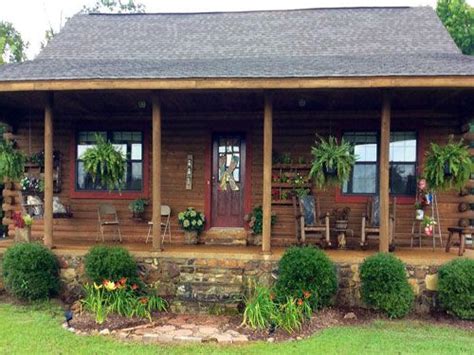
[97, 204, 122, 243]
[411, 220, 443, 250]
[293, 195, 331, 247]
[145, 205, 172, 244]
[18, 191, 43, 218]
[361, 196, 397, 249]
[445, 226, 473, 256]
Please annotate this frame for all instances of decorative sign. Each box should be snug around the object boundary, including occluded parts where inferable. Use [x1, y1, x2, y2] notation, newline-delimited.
[186, 154, 193, 190]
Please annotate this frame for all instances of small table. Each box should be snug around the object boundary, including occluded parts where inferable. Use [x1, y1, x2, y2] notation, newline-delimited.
[446, 227, 473, 256]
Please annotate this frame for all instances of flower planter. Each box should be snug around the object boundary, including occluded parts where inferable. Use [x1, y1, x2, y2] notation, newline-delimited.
[323, 166, 337, 177]
[415, 209, 424, 221]
[424, 225, 434, 236]
[184, 230, 199, 245]
[249, 234, 262, 246]
[14, 226, 31, 243]
[443, 162, 452, 177]
[132, 211, 144, 221]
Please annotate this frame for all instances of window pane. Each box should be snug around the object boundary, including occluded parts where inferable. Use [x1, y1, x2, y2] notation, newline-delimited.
[344, 132, 377, 162]
[131, 143, 142, 160]
[390, 163, 416, 195]
[390, 132, 416, 162]
[343, 164, 377, 194]
[130, 162, 143, 190]
[77, 144, 95, 159]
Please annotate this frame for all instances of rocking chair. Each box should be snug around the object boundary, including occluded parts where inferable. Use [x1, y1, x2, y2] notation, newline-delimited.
[293, 195, 331, 247]
[361, 196, 397, 249]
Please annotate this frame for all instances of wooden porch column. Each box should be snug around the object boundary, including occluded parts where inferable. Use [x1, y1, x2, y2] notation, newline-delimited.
[44, 93, 54, 248]
[379, 92, 391, 252]
[152, 95, 162, 251]
[262, 93, 273, 254]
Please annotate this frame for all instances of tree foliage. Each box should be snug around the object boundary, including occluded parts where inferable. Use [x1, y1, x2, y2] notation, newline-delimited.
[437, 0, 474, 55]
[0, 21, 26, 65]
[83, 0, 146, 14]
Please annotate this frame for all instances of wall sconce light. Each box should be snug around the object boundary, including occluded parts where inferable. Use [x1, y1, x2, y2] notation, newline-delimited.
[186, 154, 193, 190]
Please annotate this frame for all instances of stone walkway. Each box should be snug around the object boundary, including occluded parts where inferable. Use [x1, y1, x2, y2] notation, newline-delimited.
[115, 315, 249, 344]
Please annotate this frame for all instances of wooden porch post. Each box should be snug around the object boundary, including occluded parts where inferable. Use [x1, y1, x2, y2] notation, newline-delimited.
[262, 93, 273, 254]
[44, 93, 54, 248]
[379, 92, 391, 252]
[152, 95, 162, 251]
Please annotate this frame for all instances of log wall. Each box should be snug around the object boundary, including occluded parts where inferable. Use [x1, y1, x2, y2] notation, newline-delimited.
[2, 111, 465, 247]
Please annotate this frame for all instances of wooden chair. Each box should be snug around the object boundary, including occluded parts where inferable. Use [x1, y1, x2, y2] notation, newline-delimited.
[146, 205, 172, 244]
[97, 204, 122, 243]
[17, 191, 43, 218]
[361, 196, 397, 249]
[293, 195, 331, 247]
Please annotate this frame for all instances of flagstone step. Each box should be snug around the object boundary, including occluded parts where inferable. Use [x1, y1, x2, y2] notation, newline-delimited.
[203, 227, 248, 246]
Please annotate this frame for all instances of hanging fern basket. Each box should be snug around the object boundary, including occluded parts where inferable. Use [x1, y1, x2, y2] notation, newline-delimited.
[0, 141, 26, 183]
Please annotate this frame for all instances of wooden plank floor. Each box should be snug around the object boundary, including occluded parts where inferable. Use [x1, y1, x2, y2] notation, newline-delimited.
[0, 238, 471, 265]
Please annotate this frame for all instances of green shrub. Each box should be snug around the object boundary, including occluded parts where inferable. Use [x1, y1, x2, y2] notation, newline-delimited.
[84, 246, 139, 284]
[2, 243, 59, 300]
[360, 253, 414, 318]
[438, 258, 474, 320]
[275, 246, 338, 309]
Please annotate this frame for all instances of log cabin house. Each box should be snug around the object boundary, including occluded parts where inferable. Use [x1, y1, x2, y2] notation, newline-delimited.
[0, 6, 473, 255]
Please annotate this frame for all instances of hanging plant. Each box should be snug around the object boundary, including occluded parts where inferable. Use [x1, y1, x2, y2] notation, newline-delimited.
[423, 137, 472, 192]
[309, 136, 356, 188]
[81, 134, 126, 192]
[0, 141, 26, 182]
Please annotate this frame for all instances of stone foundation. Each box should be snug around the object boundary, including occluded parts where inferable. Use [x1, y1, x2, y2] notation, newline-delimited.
[0, 251, 441, 315]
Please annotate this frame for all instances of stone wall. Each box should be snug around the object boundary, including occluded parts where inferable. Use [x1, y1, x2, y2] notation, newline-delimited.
[0, 252, 440, 315]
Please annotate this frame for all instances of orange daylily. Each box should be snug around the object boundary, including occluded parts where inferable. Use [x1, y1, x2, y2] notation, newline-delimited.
[131, 284, 139, 290]
[297, 298, 304, 306]
[303, 291, 311, 299]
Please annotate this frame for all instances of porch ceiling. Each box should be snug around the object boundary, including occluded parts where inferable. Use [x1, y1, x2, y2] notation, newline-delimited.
[0, 88, 473, 119]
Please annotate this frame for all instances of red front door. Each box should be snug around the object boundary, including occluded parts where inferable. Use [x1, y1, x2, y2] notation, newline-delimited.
[211, 134, 245, 227]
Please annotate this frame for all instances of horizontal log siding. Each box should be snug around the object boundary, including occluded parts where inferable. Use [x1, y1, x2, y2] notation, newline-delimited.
[4, 112, 462, 247]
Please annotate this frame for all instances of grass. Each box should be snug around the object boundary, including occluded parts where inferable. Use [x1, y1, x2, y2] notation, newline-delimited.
[0, 302, 472, 354]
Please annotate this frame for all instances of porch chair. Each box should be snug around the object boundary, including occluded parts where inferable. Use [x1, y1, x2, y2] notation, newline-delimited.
[145, 205, 172, 244]
[293, 195, 331, 247]
[361, 196, 397, 249]
[97, 204, 122, 243]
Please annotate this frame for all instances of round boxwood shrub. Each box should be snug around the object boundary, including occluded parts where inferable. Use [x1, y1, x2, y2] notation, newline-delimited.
[360, 253, 414, 318]
[84, 245, 139, 284]
[438, 258, 474, 320]
[2, 242, 59, 300]
[275, 246, 338, 309]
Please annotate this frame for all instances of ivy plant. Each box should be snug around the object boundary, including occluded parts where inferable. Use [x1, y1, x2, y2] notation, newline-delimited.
[0, 141, 26, 182]
[423, 138, 472, 191]
[309, 136, 356, 189]
[81, 134, 126, 192]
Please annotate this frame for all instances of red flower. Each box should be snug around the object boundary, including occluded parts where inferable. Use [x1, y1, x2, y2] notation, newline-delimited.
[118, 277, 127, 286]
[131, 284, 139, 290]
[297, 298, 304, 306]
[102, 279, 109, 285]
[139, 297, 148, 305]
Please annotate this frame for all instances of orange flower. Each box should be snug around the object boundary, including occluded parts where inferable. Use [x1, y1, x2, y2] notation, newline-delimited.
[269, 293, 275, 301]
[139, 297, 148, 305]
[118, 277, 127, 286]
[297, 298, 304, 306]
[303, 291, 311, 299]
[131, 284, 139, 290]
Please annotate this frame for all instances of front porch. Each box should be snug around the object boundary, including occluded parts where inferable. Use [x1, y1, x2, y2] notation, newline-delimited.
[0, 88, 473, 254]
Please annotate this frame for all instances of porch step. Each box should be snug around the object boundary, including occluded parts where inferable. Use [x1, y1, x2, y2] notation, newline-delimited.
[203, 228, 248, 246]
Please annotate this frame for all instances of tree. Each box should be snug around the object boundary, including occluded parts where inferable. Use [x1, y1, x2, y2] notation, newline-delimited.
[0, 21, 27, 65]
[436, 0, 474, 55]
[41, 27, 56, 50]
[82, 0, 146, 14]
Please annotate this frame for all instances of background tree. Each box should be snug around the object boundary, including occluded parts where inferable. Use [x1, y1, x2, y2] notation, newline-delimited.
[40, 27, 56, 50]
[0, 21, 27, 65]
[436, 0, 474, 55]
[82, 0, 145, 14]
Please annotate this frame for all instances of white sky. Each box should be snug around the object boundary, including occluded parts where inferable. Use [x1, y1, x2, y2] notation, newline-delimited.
[2, 0, 474, 60]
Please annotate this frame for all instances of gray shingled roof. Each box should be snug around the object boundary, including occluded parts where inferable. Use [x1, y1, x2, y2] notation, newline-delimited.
[1, 6, 474, 81]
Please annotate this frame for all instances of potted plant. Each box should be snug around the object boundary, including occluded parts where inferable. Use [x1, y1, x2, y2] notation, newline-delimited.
[178, 207, 205, 244]
[0, 141, 26, 183]
[128, 198, 148, 220]
[414, 202, 424, 221]
[244, 206, 277, 246]
[291, 172, 310, 198]
[332, 207, 351, 230]
[81, 134, 126, 192]
[422, 215, 437, 237]
[309, 136, 356, 188]
[423, 137, 472, 192]
[13, 211, 33, 243]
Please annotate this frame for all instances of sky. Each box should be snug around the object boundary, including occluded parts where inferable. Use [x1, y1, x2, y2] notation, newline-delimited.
[2, 0, 474, 60]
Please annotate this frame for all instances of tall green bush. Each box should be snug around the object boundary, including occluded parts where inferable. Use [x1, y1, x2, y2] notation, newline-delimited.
[438, 258, 474, 320]
[360, 253, 414, 318]
[84, 246, 139, 284]
[2, 243, 59, 300]
[275, 246, 338, 309]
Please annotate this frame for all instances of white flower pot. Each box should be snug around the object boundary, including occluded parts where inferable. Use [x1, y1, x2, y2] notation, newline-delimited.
[415, 209, 424, 221]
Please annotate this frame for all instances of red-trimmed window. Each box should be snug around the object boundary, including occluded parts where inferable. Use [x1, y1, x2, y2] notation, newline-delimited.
[342, 131, 417, 196]
[76, 131, 144, 192]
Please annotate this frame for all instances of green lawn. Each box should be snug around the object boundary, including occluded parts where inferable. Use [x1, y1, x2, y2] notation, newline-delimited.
[0, 302, 472, 354]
